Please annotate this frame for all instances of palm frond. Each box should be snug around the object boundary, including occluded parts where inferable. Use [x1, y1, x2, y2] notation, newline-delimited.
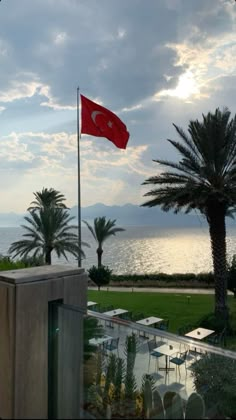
[84, 216, 125, 247]
[27, 187, 68, 211]
[9, 207, 89, 263]
[142, 108, 236, 216]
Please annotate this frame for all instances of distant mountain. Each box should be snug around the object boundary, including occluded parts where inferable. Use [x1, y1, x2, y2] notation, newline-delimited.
[71, 203, 207, 227]
[0, 212, 24, 227]
[1, 203, 235, 228]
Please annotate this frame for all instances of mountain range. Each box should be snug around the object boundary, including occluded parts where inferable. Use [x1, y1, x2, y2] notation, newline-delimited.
[0, 203, 209, 227]
[1, 202, 236, 228]
[76, 203, 206, 227]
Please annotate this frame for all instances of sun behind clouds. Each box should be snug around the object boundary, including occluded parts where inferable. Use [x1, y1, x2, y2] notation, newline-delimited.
[156, 70, 200, 101]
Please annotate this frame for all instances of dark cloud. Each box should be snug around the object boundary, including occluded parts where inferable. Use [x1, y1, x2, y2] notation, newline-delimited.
[0, 0, 233, 111]
[0, 0, 203, 108]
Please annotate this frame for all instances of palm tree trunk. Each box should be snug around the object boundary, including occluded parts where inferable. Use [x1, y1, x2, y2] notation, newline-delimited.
[97, 248, 103, 268]
[45, 248, 52, 265]
[208, 204, 228, 320]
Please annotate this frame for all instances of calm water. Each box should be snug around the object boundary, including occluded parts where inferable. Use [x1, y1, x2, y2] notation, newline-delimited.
[1, 225, 236, 275]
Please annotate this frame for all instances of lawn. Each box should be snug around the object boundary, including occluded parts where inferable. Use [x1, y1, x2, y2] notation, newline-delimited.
[88, 290, 236, 335]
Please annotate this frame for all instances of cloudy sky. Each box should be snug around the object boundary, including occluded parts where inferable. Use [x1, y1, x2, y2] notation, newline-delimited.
[0, 0, 236, 212]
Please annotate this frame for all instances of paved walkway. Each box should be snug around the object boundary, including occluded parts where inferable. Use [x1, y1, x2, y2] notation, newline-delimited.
[89, 286, 233, 295]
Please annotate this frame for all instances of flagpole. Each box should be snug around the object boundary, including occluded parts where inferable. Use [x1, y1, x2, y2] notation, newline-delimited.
[77, 86, 82, 267]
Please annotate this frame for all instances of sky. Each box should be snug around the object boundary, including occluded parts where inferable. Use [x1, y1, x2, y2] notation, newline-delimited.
[0, 0, 236, 212]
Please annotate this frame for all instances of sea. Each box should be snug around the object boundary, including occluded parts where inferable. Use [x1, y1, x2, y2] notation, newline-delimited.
[1, 225, 236, 275]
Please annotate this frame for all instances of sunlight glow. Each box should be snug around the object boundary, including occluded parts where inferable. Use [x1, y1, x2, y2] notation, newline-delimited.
[156, 71, 200, 100]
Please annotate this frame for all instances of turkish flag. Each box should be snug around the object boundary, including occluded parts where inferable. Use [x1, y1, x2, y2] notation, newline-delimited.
[80, 94, 130, 149]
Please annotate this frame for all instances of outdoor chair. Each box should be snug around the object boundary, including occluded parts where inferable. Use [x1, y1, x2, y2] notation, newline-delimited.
[121, 311, 132, 321]
[92, 303, 101, 312]
[104, 337, 120, 356]
[147, 339, 164, 372]
[100, 305, 115, 327]
[178, 325, 194, 353]
[102, 305, 114, 312]
[158, 319, 169, 331]
[153, 320, 169, 345]
[206, 327, 226, 347]
[169, 350, 188, 377]
[131, 312, 145, 335]
[178, 324, 194, 336]
[132, 312, 145, 322]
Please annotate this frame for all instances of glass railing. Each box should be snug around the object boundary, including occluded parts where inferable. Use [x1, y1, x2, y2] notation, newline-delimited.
[82, 310, 236, 419]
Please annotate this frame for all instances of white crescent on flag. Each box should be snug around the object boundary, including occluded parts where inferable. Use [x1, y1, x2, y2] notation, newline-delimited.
[91, 110, 113, 128]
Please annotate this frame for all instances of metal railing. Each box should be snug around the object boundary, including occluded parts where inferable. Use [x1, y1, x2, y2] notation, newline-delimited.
[87, 309, 236, 359]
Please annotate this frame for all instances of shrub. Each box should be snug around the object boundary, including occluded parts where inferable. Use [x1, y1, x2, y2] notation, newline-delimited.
[19, 254, 45, 267]
[228, 254, 236, 298]
[0, 254, 26, 271]
[191, 353, 236, 418]
[0, 254, 45, 271]
[88, 265, 112, 291]
[110, 272, 214, 287]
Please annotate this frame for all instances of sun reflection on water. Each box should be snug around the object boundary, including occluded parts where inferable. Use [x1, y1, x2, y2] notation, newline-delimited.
[1, 226, 236, 275]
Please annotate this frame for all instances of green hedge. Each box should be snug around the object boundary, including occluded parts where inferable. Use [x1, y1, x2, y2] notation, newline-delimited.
[111, 272, 214, 284]
[0, 258, 26, 271]
[0, 254, 45, 271]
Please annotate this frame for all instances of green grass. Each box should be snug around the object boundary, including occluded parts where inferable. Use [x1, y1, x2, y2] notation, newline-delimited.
[88, 290, 236, 334]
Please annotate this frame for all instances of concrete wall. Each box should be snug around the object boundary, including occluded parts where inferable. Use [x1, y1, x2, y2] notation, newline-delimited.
[0, 265, 87, 420]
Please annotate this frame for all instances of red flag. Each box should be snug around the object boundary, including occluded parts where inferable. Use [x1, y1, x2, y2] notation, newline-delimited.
[80, 94, 130, 149]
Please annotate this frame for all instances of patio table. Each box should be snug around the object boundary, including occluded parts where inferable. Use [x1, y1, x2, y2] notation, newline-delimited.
[89, 335, 113, 347]
[87, 301, 98, 308]
[136, 316, 163, 338]
[185, 327, 215, 340]
[185, 327, 215, 355]
[154, 343, 179, 373]
[103, 308, 129, 328]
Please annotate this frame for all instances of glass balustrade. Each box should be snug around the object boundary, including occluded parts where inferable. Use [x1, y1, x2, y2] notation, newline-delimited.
[82, 310, 236, 419]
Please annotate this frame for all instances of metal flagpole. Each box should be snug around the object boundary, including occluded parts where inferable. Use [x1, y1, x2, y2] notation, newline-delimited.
[77, 86, 82, 267]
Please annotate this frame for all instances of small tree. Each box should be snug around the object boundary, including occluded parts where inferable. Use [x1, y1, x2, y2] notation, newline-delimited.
[228, 254, 236, 298]
[83, 217, 125, 267]
[88, 265, 112, 291]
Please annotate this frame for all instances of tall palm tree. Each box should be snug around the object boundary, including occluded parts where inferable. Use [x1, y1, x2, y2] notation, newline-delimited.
[83, 216, 125, 267]
[27, 187, 67, 211]
[142, 108, 236, 320]
[9, 208, 88, 264]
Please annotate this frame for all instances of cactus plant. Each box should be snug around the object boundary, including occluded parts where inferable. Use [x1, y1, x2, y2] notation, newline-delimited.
[185, 392, 205, 419]
[95, 350, 103, 386]
[109, 353, 117, 384]
[171, 394, 184, 419]
[124, 334, 138, 400]
[150, 389, 165, 420]
[114, 357, 125, 401]
[141, 374, 156, 394]
[143, 379, 153, 418]
[163, 392, 177, 420]
[106, 404, 112, 419]
[86, 371, 208, 420]
[87, 384, 103, 412]
[103, 356, 113, 406]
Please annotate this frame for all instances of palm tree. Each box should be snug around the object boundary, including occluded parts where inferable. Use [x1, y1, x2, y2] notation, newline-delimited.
[27, 187, 67, 211]
[83, 216, 125, 267]
[142, 108, 236, 320]
[9, 208, 89, 264]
